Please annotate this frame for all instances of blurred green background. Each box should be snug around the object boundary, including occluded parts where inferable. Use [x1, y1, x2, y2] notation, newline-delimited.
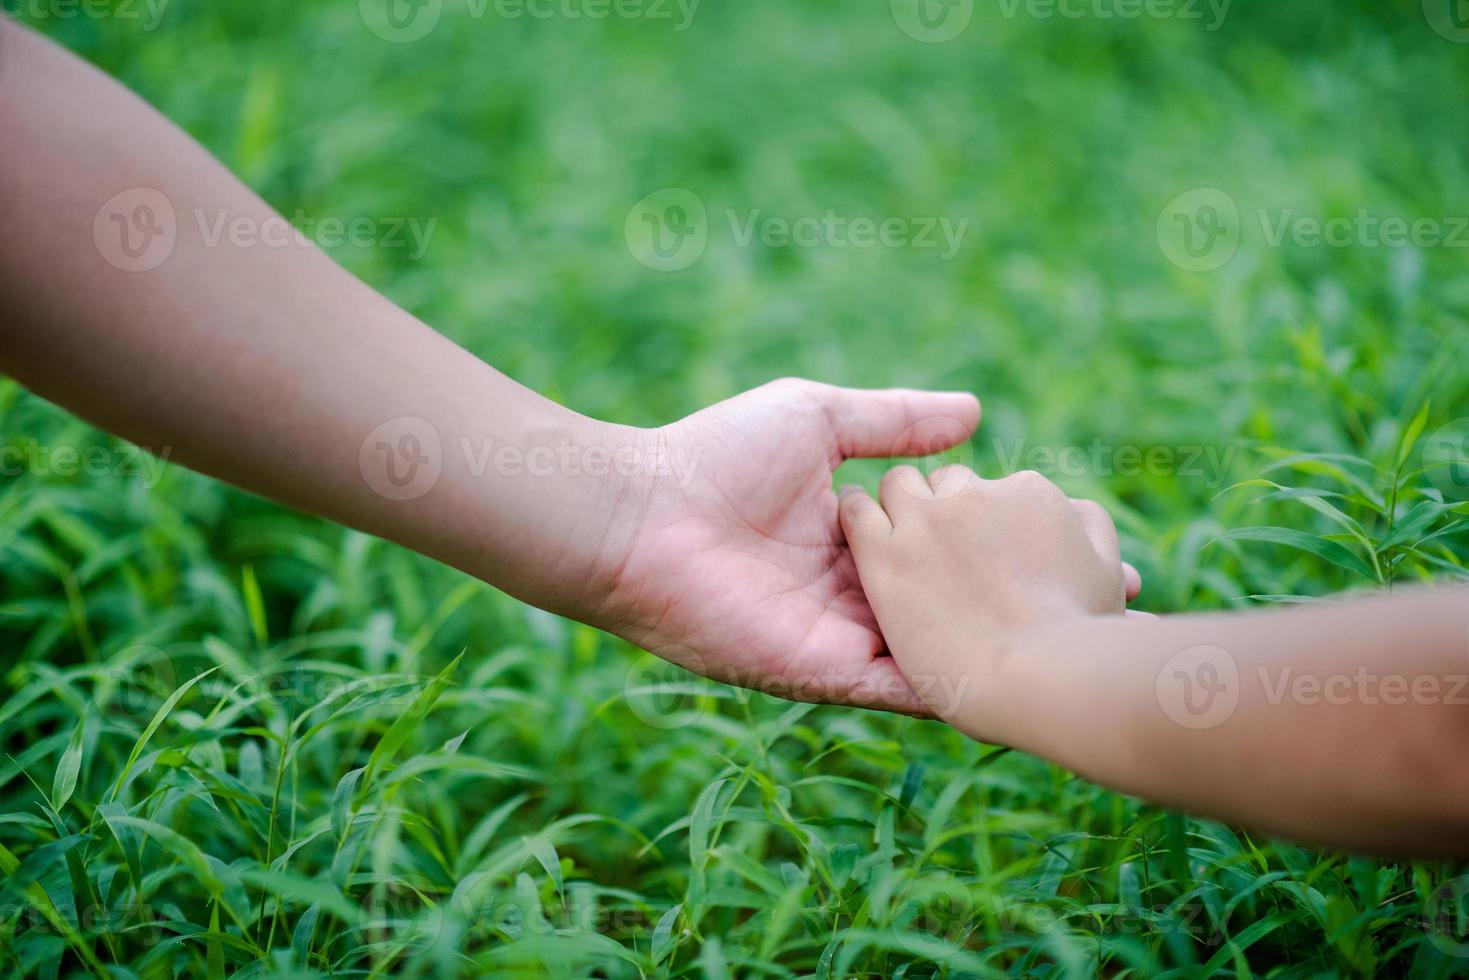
[4, 0, 1469, 976]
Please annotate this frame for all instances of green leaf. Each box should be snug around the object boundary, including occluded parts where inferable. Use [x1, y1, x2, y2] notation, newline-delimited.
[1210, 526, 1377, 580]
[360, 652, 462, 795]
[51, 716, 85, 811]
[523, 834, 565, 906]
[106, 814, 222, 894]
[207, 901, 226, 980]
[689, 777, 729, 870]
[241, 564, 268, 646]
[0, 834, 90, 900]
[109, 665, 221, 803]
[711, 844, 784, 896]
[291, 902, 321, 967]
[898, 763, 924, 810]
[331, 766, 365, 843]
[238, 868, 361, 924]
[651, 903, 683, 965]
[97, 802, 144, 897]
[1379, 501, 1455, 551]
[1397, 400, 1431, 470]
[1197, 913, 1294, 975]
[1259, 455, 1381, 505]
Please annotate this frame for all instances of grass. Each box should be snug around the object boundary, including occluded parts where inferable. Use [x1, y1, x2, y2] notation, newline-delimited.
[4, 0, 1469, 975]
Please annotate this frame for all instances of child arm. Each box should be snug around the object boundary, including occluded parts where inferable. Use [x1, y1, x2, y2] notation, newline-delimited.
[840, 466, 1469, 855]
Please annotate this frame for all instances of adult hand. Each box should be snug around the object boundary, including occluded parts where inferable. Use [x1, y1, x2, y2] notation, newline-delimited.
[595, 379, 980, 714]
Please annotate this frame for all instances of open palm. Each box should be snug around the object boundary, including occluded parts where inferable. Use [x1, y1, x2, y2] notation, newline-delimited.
[603, 379, 982, 714]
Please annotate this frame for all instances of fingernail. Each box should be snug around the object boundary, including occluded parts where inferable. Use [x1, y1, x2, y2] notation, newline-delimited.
[838, 483, 863, 497]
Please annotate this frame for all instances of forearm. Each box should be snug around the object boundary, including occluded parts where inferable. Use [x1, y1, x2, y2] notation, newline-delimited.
[975, 590, 1469, 854]
[0, 21, 644, 618]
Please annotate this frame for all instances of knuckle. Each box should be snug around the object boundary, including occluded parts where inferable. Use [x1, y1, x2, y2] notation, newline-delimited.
[930, 464, 974, 484]
[1071, 498, 1111, 523]
[762, 376, 813, 399]
[881, 464, 918, 489]
[1002, 469, 1056, 494]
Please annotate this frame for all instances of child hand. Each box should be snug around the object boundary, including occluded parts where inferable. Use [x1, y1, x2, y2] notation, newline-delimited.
[838, 467, 1130, 736]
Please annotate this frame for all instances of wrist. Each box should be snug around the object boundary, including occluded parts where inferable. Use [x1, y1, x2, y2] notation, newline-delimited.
[565, 417, 666, 629]
[442, 397, 660, 627]
[940, 610, 1096, 746]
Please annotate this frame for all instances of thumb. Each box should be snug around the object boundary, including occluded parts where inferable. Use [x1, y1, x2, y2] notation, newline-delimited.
[816, 384, 980, 461]
[838, 484, 892, 567]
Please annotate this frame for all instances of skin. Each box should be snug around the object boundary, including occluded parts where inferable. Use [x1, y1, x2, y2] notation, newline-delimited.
[0, 21, 1136, 711]
[841, 465, 1469, 856]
